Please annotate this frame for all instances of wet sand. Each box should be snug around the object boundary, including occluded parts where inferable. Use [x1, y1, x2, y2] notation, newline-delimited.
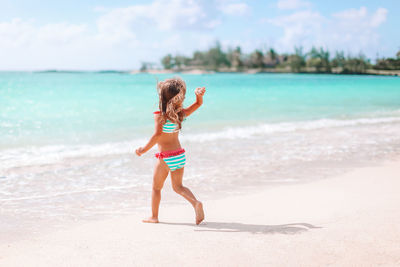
[1, 158, 400, 266]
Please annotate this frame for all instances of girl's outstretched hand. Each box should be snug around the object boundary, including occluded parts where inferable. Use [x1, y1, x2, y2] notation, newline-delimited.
[195, 87, 206, 97]
[135, 147, 144, 156]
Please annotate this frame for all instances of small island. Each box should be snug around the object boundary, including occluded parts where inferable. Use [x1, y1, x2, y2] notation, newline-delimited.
[138, 42, 400, 76]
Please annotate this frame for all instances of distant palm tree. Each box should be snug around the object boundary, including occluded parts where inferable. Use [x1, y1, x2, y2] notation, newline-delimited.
[268, 48, 277, 61]
[306, 46, 331, 73]
[289, 46, 305, 72]
[161, 54, 174, 69]
[250, 50, 264, 68]
[227, 46, 243, 70]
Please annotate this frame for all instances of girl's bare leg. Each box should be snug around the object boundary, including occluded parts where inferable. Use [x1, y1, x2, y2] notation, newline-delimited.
[143, 159, 169, 223]
[170, 167, 204, 225]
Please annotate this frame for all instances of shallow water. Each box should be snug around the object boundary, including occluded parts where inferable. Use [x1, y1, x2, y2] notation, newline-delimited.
[1, 72, 400, 238]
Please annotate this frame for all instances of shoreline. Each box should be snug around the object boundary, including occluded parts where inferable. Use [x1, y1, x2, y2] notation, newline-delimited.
[2, 156, 400, 266]
[2, 111, 400, 242]
[1, 69, 398, 77]
[129, 68, 400, 76]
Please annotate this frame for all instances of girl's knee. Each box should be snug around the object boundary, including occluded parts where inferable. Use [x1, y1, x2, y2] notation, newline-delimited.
[172, 184, 183, 194]
[153, 185, 163, 191]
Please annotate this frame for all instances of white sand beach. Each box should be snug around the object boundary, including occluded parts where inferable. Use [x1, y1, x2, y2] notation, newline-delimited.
[1, 158, 400, 267]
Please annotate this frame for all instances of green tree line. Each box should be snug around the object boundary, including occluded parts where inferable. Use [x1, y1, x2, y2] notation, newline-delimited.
[159, 42, 400, 74]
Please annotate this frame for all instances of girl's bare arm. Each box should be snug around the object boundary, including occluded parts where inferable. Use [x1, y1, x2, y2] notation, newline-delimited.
[183, 87, 206, 117]
[136, 114, 163, 156]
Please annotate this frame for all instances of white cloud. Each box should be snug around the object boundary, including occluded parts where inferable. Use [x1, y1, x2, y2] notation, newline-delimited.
[36, 23, 87, 45]
[370, 7, 388, 27]
[0, 16, 217, 70]
[276, 0, 311, 10]
[0, 18, 34, 47]
[332, 6, 387, 28]
[220, 2, 250, 16]
[96, 0, 220, 37]
[268, 6, 388, 55]
[332, 6, 368, 20]
[93, 0, 223, 45]
[0, 18, 87, 47]
[268, 10, 324, 50]
[0, 19, 103, 70]
[0, 0, 223, 70]
[1, 1, 391, 70]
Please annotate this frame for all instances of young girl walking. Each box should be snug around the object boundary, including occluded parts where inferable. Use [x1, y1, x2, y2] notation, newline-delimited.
[135, 77, 205, 225]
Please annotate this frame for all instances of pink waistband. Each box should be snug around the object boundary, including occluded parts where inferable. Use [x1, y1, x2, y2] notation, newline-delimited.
[155, 148, 185, 159]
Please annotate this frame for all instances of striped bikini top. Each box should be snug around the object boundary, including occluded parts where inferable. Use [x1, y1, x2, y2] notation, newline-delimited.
[153, 111, 179, 133]
[162, 120, 179, 133]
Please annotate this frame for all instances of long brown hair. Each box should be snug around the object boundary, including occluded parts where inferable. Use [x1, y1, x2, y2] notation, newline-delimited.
[157, 77, 186, 129]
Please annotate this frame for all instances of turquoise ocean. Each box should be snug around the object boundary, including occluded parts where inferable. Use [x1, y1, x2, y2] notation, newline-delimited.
[1, 72, 400, 238]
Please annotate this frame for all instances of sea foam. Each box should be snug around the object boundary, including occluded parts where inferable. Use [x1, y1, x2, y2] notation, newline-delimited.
[1, 116, 400, 173]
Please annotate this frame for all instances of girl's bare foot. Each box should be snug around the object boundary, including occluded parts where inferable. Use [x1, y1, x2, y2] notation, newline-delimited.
[142, 217, 159, 223]
[195, 201, 204, 225]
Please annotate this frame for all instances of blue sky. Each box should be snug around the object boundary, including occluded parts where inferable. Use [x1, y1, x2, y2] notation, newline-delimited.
[0, 0, 399, 70]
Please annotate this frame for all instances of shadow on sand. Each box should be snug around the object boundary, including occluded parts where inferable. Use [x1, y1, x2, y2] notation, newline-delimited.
[160, 221, 321, 234]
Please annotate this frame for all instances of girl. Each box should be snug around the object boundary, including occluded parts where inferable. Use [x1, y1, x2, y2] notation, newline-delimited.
[135, 77, 205, 225]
